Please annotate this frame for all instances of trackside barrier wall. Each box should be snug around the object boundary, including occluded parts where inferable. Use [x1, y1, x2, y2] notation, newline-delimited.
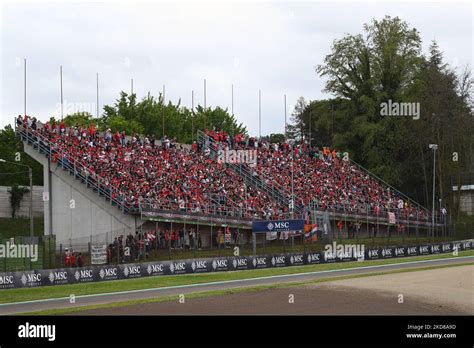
[0, 239, 471, 289]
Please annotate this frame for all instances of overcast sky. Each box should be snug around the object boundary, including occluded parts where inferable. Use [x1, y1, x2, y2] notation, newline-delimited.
[1, 0, 472, 136]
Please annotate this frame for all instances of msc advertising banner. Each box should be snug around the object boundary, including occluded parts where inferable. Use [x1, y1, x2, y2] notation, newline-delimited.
[252, 219, 305, 233]
[0, 239, 471, 289]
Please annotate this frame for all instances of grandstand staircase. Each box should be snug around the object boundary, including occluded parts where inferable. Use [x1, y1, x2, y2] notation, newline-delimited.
[17, 125, 138, 244]
[197, 130, 304, 218]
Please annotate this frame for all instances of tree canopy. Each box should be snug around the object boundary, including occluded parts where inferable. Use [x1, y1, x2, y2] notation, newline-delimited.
[291, 16, 473, 214]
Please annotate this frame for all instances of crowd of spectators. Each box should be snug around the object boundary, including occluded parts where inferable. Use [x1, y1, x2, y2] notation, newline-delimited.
[203, 129, 428, 221]
[17, 115, 428, 222]
[17, 115, 282, 220]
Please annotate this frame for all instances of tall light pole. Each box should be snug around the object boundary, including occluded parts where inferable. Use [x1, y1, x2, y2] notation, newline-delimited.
[191, 90, 195, 142]
[162, 84, 166, 138]
[284, 94, 287, 139]
[289, 140, 295, 219]
[429, 143, 438, 238]
[60, 65, 64, 120]
[231, 84, 234, 136]
[309, 112, 312, 148]
[203, 79, 207, 109]
[96, 72, 99, 118]
[0, 159, 33, 237]
[24, 59, 27, 117]
[131, 78, 134, 95]
[258, 89, 261, 140]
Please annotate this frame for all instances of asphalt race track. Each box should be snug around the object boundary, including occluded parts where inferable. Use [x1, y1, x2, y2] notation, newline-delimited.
[0, 256, 472, 315]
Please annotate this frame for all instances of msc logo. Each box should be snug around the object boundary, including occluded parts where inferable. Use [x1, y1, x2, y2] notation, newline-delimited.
[307, 253, 320, 263]
[123, 265, 141, 277]
[267, 222, 274, 231]
[212, 259, 228, 270]
[21, 273, 42, 285]
[169, 262, 185, 273]
[271, 256, 285, 266]
[290, 255, 303, 264]
[252, 257, 267, 267]
[0, 275, 14, 285]
[381, 248, 392, 257]
[394, 247, 405, 256]
[407, 247, 417, 255]
[48, 271, 67, 283]
[442, 244, 452, 252]
[100, 267, 118, 279]
[431, 245, 440, 254]
[146, 264, 164, 275]
[191, 260, 207, 271]
[368, 249, 379, 258]
[462, 242, 471, 249]
[74, 269, 93, 281]
[232, 258, 247, 268]
[419, 246, 429, 254]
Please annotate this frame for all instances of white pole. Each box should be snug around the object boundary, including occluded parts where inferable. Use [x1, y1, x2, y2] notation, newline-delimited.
[284, 94, 287, 139]
[162, 84, 166, 137]
[231, 84, 234, 136]
[96, 73, 99, 118]
[258, 89, 261, 139]
[24, 59, 26, 116]
[204, 79, 207, 109]
[432, 148, 436, 238]
[60, 65, 63, 120]
[191, 90, 194, 142]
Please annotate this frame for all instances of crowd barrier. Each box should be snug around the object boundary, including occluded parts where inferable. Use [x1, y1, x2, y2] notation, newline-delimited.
[0, 239, 471, 289]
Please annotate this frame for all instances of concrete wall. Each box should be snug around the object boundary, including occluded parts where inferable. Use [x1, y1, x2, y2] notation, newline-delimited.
[0, 185, 44, 218]
[455, 190, 474, 216]
[23, 143, 141, 247]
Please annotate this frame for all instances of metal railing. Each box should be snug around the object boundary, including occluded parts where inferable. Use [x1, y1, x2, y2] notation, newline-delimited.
[347, 157, 429, 214]
[16, 123, 136, 214]
[197, 130, 303, 215]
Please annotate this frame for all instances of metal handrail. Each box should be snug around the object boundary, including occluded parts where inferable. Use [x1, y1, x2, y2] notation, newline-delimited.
[197, 130, 302, 214]
[15, 123, 136, 214]
[347, 157, 429, 213]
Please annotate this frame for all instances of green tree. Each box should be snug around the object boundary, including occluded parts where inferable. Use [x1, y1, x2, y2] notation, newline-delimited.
[8, 184, 29, 219]
[0, 125, 43, 186]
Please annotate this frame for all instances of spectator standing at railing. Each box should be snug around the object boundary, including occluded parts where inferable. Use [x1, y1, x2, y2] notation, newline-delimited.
[77, 252, 83, 267]
[179, 228, 185, 249]
[88, 123, 95, 140]
[70, 251, 76, 267]
[159, 231, 164, 249]
[337, 220, 344, 238]
[64, 248, 70, 267]
[189, 228, 195, 249]
[197, 231, 202, 249]
[164, 229, 169, 249]
[59, 120, 65, 136]
[225, 227, 231, 248]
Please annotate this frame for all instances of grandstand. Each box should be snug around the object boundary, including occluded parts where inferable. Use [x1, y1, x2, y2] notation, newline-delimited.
[15, 115, 444, 254]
